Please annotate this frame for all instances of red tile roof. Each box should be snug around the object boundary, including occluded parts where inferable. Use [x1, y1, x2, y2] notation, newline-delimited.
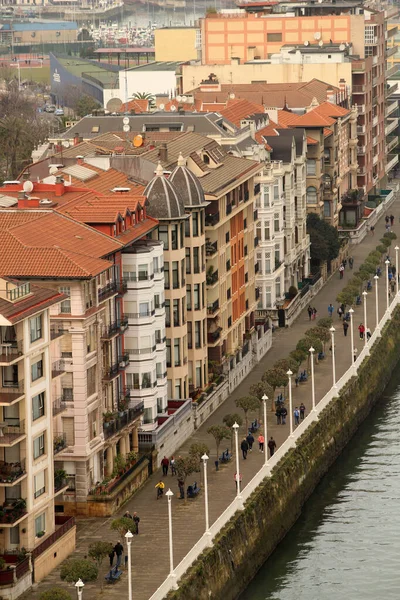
[312, 102, 350, 118]
[219, 98, 265, 126]
[255, 119, 286, 144]
[0, 279, 67, 324]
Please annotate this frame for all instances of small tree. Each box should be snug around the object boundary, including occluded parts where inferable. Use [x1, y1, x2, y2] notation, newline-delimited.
[296, 336, 323, 367]
[40, 590, 72, 600]
[305, 326, 331, 351]
[317, 317, 333, 329]
[274, 357, 298, 375]
[290, 348, 308, 371]
[223, 413, 243, 451]
[207, 425, 231, 458]
[75, 95, 101, 117]
[88, 541, 114, 569]
[110, 517, 135, 539]
[60, 559, 98, 584]
[175, 455, 199, 487]
[235, 395, 261, 432]
[189, 442, 210, 463]
[249, 380, 274, 420]
[262, 368, 288, 410]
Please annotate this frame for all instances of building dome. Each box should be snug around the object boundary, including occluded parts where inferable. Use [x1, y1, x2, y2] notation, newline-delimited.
[144, 163, 186, 220]
[170, 154, 206, 208]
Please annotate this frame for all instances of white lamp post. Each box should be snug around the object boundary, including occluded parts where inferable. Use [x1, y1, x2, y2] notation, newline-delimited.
[374, 274, 379, 331]
[201, 453, 212, 544]
[75, 579, 84, 600]
[232, 422, 243, 506]
[165, 489, 177, 589]
[362, 290, 368, 348]
[385, 258, 390, 310]
[329, 326, 337, 388]
[395, 246, 399, 296]
[125, 530, 133, 600]
[309, 346, 316, 412]
[349, 308, 355, 365]
[261, 394, 268, 466]
[287, 369, 293, 437]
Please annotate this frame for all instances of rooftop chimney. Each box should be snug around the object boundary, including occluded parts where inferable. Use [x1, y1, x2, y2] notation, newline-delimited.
[55, 175, 65, 197]
[73, 133, 80, 146]
[76, 155, 84, 166]
[18, 193, 40, 209]
[326, 87, 335, 104]
[159, 143, 168, 163]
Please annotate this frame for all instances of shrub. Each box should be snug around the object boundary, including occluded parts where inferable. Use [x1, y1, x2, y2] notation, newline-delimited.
[60, 559, 98, 583]
[376, 244, 387, 254]
[39, 590, 72, 600]
[288, 285, 298, 299]
[317, 317, 333, 329]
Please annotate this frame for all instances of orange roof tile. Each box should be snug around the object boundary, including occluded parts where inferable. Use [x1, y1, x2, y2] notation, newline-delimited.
[277, 110, 302, 126]
[121, 99, 149, 113]
[255, 119, 287, 144]
[295, 111, 336, 127]
[312, 102, 350, 118]
[306, 136, 318, 145]
[219, 98, 265, 127]
[323, 128, 333, 138]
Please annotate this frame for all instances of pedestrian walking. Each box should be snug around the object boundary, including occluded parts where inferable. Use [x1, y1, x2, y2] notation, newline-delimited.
[391, 280, 396, 293]
[370, 225, 375, 235]
[385, 215, 390, 225]
[258, 434, 265, 452]
[366, 327, 371, 341]
[178, 477, 185, 499]
[307, 305, 313, 321]
[124, 510, 133, 520]
[386, 223, 390, 232]
[353, 347, 358, 362]
[268, 436, 277, 457]
[339, 264, 344, 279]
[114, 541, 124, 568]
[343, 258, 347, 269]
[349, 256, 354, 269]
[299, 402, 306, 420]
[161, 455, 169, 476]
[133, 512, 140, 534]
[241, 438, 249, 459]
[234, 472, 242, 490]
[170, 455, 176, 475]
[246, 432, 255, 451]
[275, 406, 282, 425]
[338, 305, 343, 319]
[358, 323, 365, 340]
[390, 214, 395, 227]
[328, 303, 334, 318]
[312, 307, 317, 320]
[294, 407, 300, 426]
[343, 321, 349, 336]
[155, 480, 165, 499]
[281, 405, 287, 425]
[109, 549, 115, 567]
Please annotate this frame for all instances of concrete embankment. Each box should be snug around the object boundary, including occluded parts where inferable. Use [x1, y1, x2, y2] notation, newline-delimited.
[166, 306, 400, 600]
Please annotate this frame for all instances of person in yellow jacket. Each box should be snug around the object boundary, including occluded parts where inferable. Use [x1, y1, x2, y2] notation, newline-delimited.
[155, 480, 165, 499]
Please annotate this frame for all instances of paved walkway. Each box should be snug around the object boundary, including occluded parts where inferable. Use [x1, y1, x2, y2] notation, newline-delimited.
[26, 195, 399, 600]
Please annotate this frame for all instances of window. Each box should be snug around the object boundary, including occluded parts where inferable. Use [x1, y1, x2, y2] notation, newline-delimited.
[306, 160, 316, 176]
[185, 219, 190, 237]
[172, 262, 179, 289]
[153, 256, 159, 274]
[32, 392, 45, 421]
[267, 32, 282, 42]
[155, 294, 160, 309]
[174, 339, 181, 367]
[139, 302, 149, 317]
[195, 321, 201, 349]
[324, 148, 331, 164]
[86, 324, 96, 354]
[159, 225, 169, 249]
[33, 433, 45, 459]
[138, 264, 148, 281]
[263, 185, 270, 207]
[166, 339, 171, 367]
[324, 201, 331, 217]
[196, 361, 202, 388]
[186, 248, 191, 274]
[192, 212, 199, 236]
[34, 470, 46, 499]
[187, 322, 192, 349]
[164, 262, 170, 289]
[274, 213, 280, 233]
[165, 300, 171, 327]
[171, 224, 178, 250]
[31, 358, 43, 382]
[306, 186, 318, 204]
[193, 284, 200, 310]
[156, 329, 162, 344]
[273, 185, 279, 201]
[173, 299, 180, 327]
[264, 223, 270, 241]
[276, 279, 281, 299]
[87, 365, 96, 397]
[35, 512, 46, 536]
[186, 285, 192, 311]
[193, 247, 200, 273]
[30, 315, 42, 343]
[59, 286, 71, 313]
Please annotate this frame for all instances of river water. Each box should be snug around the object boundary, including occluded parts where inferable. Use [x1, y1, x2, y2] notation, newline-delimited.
[241, 369, 400, 600]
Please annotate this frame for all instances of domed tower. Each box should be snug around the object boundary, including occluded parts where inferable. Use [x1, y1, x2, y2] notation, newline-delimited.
[145, 163, 189, 401]
[170, 155, 209, 394]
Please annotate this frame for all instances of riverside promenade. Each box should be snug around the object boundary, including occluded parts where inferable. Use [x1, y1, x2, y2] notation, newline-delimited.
[26, 193, 399, 600]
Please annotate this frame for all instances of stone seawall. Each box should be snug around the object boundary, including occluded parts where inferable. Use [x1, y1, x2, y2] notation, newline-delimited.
[166, 307, 400, 600]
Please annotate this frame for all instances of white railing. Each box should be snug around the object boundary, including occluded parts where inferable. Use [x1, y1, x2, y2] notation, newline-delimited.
[149, 292, 400, 600]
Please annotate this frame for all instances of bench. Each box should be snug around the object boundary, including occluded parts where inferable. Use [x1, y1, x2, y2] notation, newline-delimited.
[105, 567, 122, 583]
[219, 450, 232, 464]
[187, 481, 201, 498]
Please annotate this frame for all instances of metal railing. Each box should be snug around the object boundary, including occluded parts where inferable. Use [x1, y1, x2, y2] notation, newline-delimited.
[205, 212, 219, 227]
[53, 432, 67, 455]
[138, 399, 192, 450]
[52, 397, 67, 416]
[50, 326, 66, 341]
[0, 458, 26, 484]
[51, 360, 65, 378]
[32, 516, 75, 560]
[206, 270, 218, 286]
[207, 299, 219, 315]
[103, 403, 144, 440]
[98, 281, 118, 302]
[0, 340, 23, 361]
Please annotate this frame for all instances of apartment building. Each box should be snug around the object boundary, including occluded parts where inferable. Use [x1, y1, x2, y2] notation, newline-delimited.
[0, 277, 76, 589]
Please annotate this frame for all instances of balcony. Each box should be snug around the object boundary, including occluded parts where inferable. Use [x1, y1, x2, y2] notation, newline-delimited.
[373, 154, 378, 166]
[386, 136, 398, 153]
[123, 273, 154, 284]
[206, 269, 218, 286]
[353, 85, 366, 94]
[357, 104, 366, 114]
[117, 280, 128, 295]
[372, 115, 378, 127]
[126, 380, 157, 391]
[205, 212, 219, 227]
[52, 396, 67, 416]
[128, 345, 157, 356]
[206, 240, 218, 257]
[357, 146, 366, 155]
[385, 119, 398, 135]
[53, 432, 67, 455]
[98, 281, 117, 302]
[386, 153, 399, 173]
[157, 371, 167, 380]
[386, 46, 397, 58]
[103, 403, 144, 440]
[0, 340, 23, 366]
[226, 203, 232, 216]
[103, 363, 119, 381]
[54, 473, 69, 496]
[207, 299, 220, 315]
[0, 499, 27, 527]
[50, 326, 66, 341]
[0, 381, 24, 406]
[207, 328, 222, 345]
[0, 422, 25, 447]
[387, 82, 398, 96]
[118, 354, 129, 370]
[373, 136, 378, 146]
[357, 124, 366, 135]
[32, 516, 75, 560]
[0, 459, 26, 486]
[52, 360, 66, 379]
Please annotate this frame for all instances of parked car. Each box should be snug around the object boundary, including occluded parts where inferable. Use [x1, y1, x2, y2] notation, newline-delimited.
[45, 104, 56, 113]
[55, 108, 64, 116]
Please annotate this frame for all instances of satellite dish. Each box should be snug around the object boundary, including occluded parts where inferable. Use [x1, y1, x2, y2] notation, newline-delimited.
[133, 134, 143, 147]
[159, 103, 165, 110]
[123, 124, 131, 132]
[314, 32, 321, 40]
[176, 95, 182, 102]
[123, 116, 130, 125]
[106, 98, 123, 112]
[62, 141, 70, 148]
[49, 166, 59, 175]
[319, 40, 324, 47]
[339, 43, 345, 51]
[181, 95, 187, 102]
[23, 180, 34, 193]
[229, 92, 235, 99]
[170, 105, 177, 112]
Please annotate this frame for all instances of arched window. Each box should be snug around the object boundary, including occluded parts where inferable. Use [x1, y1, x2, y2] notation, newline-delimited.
[306, 186, 317, 204]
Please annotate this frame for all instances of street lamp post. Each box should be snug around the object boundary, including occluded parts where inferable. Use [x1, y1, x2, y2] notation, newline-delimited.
[287, 369, 294, 437]
[385, 258, 390, 310]
[374, 274, 379, 332]
[201, 453, 212, 544]
[75, 579, 84, 600]
[165, 489, 177, 589]
[329, 327, 337, 388]
[349, 308, 355, 365]
[396, 246, 399, 296]
[232, 422, 243, 506]
[309, 346, 316, 412]
[362, 291, 368, 348]
[125, 530, 133, 600]
[261, 394, 268, 466]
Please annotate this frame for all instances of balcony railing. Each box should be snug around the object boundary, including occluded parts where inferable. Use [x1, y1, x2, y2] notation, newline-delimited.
[123, 273, 154, 283]
[206, 270, 218, 286]
[54, 432, 67, 455]
[52, 396, 67, 416]
[0, 340, 23, 365]
[32, 516, 75, 560]
[205, 212, 219, 227]
[103, 403, 144, 440]
[103, 363, 119, 381]
[125, 310, 156, 320]
[0, 556, 29, 584]
[51, 360, 66, 379]
[0, 421, 25, 446]
[0, 381, 24, 405]
[98, 281, 118, 302]
[0, 499, 27, 526]
[206, 240, 218, 256]
[126, 380, 156, 391]
[226, 203, 232, 215]
[50, 326, 66, 341]
[128, 345, 157, 356]
[118, 354, 129, 370]
[117, 280, 128, 295]
[54, 475, 68, 494]
[207, 299, 219, 315]
[0, 459, 26, 485]
[353, 85, 366, 94]
[207, 329, 222, 344]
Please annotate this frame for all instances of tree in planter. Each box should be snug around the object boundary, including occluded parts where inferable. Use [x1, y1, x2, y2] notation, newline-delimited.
[60, 558, 98, 584]
[235, 396, 261, 432]
[88, 541, 113, 589]
[207, 425, 231, 459]
[288, 285, 298, 299]
[39, 590, 72, 600]
[305, 327, 331, 352]
[262, 368, 288, 411]
[296, 336, 323, 366]
[222, 413, 243, 452]
[249, 381, 274, 421]
[112, 454, 126, 477]
[110, 517, 135, 539]
[290, 348, 308, 372]
[307, 213, 340, 266]
[189, 442, 210, 464]
[274, 358, 298, 376]
[317, 317, 333, 329]
[175, 455, 199, 491]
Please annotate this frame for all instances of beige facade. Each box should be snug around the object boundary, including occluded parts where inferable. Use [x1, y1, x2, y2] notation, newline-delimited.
[155, 27, 200, 62]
